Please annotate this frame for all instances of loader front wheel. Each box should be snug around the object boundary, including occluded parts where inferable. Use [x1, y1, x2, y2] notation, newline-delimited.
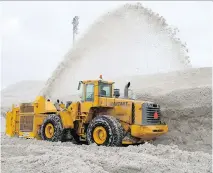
[45, 123, 55, 139]
[93, 126, 107, 145]
[86, 115, 123, 146]
[41, 114, 63, 142]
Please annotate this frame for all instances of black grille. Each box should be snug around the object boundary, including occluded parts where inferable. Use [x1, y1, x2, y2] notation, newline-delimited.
[142, 103, 161, 125]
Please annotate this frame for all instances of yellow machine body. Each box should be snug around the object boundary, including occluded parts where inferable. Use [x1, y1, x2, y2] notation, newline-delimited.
[5, 78, 168, 145]
[5, 96, 57, 138]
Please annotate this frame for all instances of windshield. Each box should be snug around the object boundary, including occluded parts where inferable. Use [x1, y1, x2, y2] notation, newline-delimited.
[99, 82, 112, 97]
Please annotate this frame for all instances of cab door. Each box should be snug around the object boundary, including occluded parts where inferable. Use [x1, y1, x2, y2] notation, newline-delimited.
[81, 83, 94, 113]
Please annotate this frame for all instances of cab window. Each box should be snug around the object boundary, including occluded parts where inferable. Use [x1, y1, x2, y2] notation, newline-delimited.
[99, 82, 112, 97]
[85, 84, 94, 101]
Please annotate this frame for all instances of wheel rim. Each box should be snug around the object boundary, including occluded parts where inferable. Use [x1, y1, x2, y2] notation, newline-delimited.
[45, 123, 54, 138]
[93, 126, 107, 145]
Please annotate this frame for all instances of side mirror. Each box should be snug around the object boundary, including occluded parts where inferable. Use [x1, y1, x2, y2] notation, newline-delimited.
[114, 89, 120, 98]
[78, 81, 82, 90]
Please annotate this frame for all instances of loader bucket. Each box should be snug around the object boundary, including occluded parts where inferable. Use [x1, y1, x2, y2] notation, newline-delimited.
[6, 111, 13, 136]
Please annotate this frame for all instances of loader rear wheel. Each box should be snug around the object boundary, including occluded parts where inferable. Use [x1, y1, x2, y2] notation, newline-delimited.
[86, 115, 124, 146]
[41, 114, 63, 142]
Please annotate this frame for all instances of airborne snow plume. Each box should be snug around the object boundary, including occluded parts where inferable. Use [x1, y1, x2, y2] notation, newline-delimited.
[41, 3, 191, 100]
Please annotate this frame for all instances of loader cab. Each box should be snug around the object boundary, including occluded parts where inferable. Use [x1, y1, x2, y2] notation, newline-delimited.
[78, 80, 114, 102]
[77, 76, 114, 113]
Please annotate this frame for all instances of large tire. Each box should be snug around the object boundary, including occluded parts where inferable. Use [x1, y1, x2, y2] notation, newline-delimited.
[41, 114, 63, 142]
[86, 115, 124, 146]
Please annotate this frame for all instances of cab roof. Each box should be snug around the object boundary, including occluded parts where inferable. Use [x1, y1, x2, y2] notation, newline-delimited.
[82, 80, 114, 84]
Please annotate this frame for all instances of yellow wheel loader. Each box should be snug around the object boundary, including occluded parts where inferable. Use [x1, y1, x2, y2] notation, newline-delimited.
[5, 76, 168, 146]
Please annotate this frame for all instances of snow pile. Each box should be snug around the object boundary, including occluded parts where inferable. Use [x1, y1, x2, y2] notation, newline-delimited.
[115, 67, 212, 154]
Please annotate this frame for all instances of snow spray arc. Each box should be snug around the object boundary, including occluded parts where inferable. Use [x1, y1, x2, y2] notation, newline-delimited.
[41, 3, 191, 100]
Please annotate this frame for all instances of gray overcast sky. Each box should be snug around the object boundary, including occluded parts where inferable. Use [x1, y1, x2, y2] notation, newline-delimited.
[0, 1, 212, 89]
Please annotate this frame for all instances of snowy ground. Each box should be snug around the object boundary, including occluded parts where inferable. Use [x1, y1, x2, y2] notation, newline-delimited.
[1, 134, 212, 173]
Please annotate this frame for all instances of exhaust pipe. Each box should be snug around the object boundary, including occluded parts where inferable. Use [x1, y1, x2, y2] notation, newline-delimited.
[124, 82, 131, 98]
